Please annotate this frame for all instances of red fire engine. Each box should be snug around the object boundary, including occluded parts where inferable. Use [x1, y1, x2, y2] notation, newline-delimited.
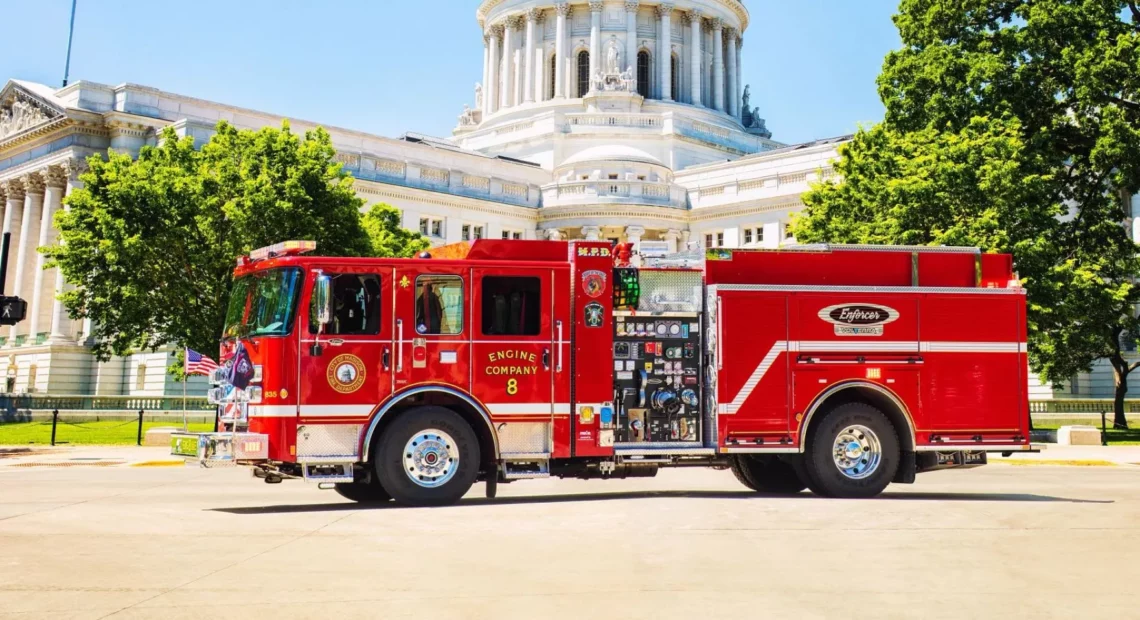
[173, 239, 1034, 506]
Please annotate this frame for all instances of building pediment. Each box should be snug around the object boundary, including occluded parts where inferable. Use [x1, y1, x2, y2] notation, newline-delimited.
[0, 81, 66, 142]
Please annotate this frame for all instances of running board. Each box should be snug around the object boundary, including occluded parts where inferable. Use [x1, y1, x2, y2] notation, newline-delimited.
[503, 459, 550, 480]
[301, 462, 354, 484]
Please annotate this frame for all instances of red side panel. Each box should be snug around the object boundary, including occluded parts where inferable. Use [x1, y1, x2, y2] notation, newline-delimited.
[552, 266, 573, 458]
[716, 290, 791, 443]
[568, 241, 615, 457]
[918, 294, 1027, 437]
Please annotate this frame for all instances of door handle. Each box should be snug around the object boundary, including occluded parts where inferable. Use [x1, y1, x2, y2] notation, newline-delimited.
[382, 346, 391, 371]
[555, 320, 563, 372]
[396, 319, 404, 372]
[542, 348, 550, 370]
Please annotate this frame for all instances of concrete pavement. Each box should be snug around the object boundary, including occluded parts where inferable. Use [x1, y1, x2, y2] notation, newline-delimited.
[0, 457, 1138, 619]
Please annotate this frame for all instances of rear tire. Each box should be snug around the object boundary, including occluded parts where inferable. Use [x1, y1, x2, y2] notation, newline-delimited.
[730, 455, 807, 494]
[333, 481, 392, 503]
[375, 406, 480, 507]
[803, 402, 899, 498]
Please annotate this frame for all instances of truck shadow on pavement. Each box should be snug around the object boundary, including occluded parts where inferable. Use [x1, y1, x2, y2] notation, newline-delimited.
[210, 489, 1111, 515]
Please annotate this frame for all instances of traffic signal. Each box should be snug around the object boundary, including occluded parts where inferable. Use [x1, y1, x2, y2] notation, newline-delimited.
[0, 297, 26, 326]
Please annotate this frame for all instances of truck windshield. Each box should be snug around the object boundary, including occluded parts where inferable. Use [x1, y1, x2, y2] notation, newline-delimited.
[223, 268, 303, 339]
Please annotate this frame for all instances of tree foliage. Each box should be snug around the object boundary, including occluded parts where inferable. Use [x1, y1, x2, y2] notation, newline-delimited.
[794, 0, 1140, 426]
[363, 202, 430, 258]
[47, 121, 376, 360]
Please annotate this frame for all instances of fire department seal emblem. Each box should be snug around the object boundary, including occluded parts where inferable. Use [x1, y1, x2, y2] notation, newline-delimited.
[327, 354, 366, 394]
[582, 270, 606, 298]
[584, 302, 605, 328]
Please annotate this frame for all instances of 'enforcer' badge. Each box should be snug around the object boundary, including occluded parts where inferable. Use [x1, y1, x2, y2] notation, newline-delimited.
[327, 354, 366, 394]
[584, 302, 605, 328]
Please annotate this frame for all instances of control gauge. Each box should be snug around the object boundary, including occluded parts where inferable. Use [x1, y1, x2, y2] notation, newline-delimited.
[656, 323, 668, 336]
[668, 323, 681, 336]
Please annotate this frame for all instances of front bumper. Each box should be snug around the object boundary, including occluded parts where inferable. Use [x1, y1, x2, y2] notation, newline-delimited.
[171, 432, 270, 466]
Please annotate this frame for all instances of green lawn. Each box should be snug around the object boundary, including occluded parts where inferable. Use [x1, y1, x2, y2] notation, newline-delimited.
[0, 420, 215, 446]
[1031, 422, 1140, 446]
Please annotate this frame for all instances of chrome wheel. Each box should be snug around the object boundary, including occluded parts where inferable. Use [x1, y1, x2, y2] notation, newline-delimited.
[403, 429, 459, 488]
[831, 424, 881, 480]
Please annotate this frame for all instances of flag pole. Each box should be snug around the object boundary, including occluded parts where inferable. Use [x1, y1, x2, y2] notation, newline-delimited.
[62, 0, 78, 87]
[182, 348, 188, 432]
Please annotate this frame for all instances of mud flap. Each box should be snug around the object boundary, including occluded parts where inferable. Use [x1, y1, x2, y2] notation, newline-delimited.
[893, 450, 916, 484]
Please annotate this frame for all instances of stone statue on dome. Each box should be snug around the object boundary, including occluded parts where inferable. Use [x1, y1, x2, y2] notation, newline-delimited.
[742, 84, 751, 111]
[606, 39, 621, 75]
[474, 83, 483, 110]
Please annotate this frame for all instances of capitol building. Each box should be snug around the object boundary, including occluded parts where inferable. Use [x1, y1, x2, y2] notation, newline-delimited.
[0, 0, 862, 397]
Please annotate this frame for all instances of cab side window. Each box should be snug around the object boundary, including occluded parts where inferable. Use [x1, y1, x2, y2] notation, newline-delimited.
[481, 276, 541, 336]
[415, 275, 464, 335]
[310, 273, 381, 335]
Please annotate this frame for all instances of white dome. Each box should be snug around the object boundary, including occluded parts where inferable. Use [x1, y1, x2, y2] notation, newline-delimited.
[560, 145, 662, 167]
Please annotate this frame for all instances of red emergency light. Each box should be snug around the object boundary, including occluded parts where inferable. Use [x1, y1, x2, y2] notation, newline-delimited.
[240, 240, 317, 265]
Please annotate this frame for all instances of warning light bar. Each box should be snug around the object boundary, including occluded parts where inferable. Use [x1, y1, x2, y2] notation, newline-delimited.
[246, 240, 317, 263]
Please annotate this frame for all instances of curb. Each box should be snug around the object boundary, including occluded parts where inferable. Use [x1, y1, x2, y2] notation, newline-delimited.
[990, 459, 1118, 467]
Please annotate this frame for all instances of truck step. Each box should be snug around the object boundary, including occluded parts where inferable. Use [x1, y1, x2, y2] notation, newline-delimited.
[503, 459, 550, 480]
[301, 462, 354, 484]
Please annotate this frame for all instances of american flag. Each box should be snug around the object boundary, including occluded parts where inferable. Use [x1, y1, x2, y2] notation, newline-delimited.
[185, 348, 220, 376]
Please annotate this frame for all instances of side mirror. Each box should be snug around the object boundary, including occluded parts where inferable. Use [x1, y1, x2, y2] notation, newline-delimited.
[315, 273, 333, 327]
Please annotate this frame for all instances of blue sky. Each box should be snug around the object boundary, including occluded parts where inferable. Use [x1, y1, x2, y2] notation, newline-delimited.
[0, 0, 902, 146]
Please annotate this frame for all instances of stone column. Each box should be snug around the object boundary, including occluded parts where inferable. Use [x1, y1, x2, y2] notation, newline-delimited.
[735, 36, 744, 122]
[487, 25, 502, 114]
[1, 180, 25, 315]
[581, 226, 601, 241]
[28, 166, 66, 342]
[725, 28, 738, 118]
[688, 11, 703, 106]
[589, 1, 603, 89]
[50, 163, 84, 344]
[482, 34, 491, 111]
[712, 19, 725, 112]
[664, 229, 681, 253]
[625, 1, 639, 84]
[524, 9, 539, 104]
[500, 19, 516, 110]
[554, 4, 570, 98]
[9, 173, 44, 342]
[625, 225, 645, 267]
[658, 4, 674, 101]
[681, 230, 692, 250]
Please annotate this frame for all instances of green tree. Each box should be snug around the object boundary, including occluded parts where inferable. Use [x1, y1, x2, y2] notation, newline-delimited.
[793, 0, 1140, 428]
[362, 202, 430, 257]
[47, 121, 373, 361]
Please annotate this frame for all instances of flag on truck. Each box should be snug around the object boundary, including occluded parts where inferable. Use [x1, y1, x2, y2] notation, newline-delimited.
[184, 348, 219, 376]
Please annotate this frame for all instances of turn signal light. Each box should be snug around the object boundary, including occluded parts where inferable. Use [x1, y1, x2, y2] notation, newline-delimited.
[865, 367, 882, 380]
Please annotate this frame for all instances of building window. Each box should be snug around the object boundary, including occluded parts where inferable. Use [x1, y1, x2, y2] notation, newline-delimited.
[136, 364, 147, 391]
[577, 50, 590, 97]
[420, 217, 443, 238]
[637, 51, 650, 98]
[784, 225, 794, 240]
[671, 54, 679, 99]
[742, 227, 764, 246]
[481, 276, 542, 336]
[415, 275, 464, 335]
[26, 365, 37, 393]
[549, 55, 558, 99]
[310, 273, 382, 336]
[462, 225, 470, 241]
[608, 174, 618, 180]
[704, 232, 724, 248]
[463, 224, 484, 241]
[501, 229, 523, 240]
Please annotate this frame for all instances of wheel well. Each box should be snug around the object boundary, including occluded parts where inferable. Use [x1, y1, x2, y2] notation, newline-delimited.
[362, 389, 498, 474]
[800, 383, 916, 452]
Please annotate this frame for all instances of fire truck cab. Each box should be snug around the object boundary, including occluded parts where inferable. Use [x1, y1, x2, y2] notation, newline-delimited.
[174, 239, 1034, 506]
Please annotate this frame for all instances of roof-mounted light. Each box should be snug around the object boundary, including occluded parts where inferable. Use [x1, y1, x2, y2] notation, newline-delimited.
[246, 240, 317, 263]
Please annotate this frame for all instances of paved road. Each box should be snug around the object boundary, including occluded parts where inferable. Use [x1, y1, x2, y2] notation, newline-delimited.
[0, 462, 1137, 619]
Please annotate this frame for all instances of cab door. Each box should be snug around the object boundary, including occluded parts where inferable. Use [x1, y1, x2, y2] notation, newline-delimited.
[393, 265, 470, 391]
[470, 267, 555, 439]
[298, 266, 393, 421]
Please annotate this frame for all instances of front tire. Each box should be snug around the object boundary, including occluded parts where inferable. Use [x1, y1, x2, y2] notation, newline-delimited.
[334, 481, 392, 503]
[803, 402, 899, 498]
[730, 455, 807, 494]
[375, 406, 480, 507]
